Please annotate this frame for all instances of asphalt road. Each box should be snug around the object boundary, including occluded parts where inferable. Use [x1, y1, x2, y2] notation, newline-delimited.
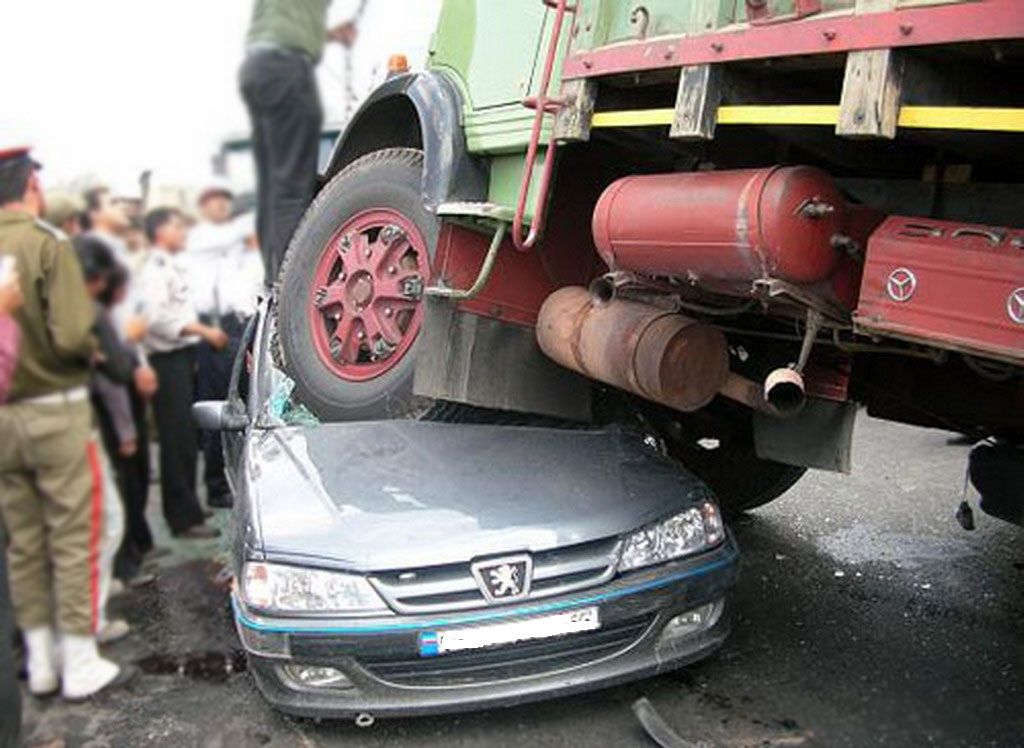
[21, 417, 1024, 748]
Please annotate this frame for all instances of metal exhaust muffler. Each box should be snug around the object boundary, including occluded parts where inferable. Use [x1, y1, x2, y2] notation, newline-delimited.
[537, 287, 780, 415]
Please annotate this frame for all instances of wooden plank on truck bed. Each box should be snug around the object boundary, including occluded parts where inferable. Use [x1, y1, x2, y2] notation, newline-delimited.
[837, 0, 904, 139]
[554, 79, 597, 143]
[670, 64, 723, 141]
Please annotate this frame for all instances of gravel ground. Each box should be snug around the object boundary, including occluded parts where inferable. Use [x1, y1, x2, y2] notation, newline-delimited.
[20, 417, 1024, 748]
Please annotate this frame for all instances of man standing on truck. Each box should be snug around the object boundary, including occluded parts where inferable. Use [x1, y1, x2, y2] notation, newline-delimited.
[240, 0, 359, 285]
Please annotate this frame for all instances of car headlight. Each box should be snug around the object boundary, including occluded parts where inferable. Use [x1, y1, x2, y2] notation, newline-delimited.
[241, 562, 388, 614]
[618, 501, 725, 572]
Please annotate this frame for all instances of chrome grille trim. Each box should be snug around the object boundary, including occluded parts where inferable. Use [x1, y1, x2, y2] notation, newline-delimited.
[369, 537, 622, 614]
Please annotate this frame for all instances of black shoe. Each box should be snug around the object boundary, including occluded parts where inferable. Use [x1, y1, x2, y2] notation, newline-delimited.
[174, 525, 221, 540]
[127, 572, 157, 588]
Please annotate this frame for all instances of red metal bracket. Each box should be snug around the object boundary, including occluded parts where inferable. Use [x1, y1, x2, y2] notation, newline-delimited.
[563, 0, 1024, 80]
[512, 0, 577, 252]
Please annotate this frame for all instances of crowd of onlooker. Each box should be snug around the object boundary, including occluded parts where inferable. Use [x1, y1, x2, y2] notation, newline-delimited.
[0, 1, 361, 741]
[0, 148, 263, 735]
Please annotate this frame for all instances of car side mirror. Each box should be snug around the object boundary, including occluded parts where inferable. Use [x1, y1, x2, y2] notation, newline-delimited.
[192, 400, 247, 432]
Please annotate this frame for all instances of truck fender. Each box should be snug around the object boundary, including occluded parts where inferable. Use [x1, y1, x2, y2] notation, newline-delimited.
[321, 70, 489, 211]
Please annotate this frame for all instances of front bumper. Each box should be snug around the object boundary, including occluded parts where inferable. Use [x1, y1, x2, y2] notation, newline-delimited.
[233, 537, 739, 719]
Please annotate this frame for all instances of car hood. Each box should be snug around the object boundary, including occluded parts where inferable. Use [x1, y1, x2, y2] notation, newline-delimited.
[248, 421, 710, 572]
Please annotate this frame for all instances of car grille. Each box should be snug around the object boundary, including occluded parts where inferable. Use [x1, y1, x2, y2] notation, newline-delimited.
[360, 614, 655, 687]
[368, 537, 622, 614]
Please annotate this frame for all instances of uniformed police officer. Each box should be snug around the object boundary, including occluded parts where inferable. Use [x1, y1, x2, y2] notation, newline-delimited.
[139, 207, 225, 539]
[0, 146, 135, 700]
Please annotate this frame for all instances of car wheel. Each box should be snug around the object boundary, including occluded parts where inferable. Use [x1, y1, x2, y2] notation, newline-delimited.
[276, 148, 438, 422]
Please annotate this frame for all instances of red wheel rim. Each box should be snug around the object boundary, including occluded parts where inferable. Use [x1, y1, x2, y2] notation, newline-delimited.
[308, 209, 431, 382]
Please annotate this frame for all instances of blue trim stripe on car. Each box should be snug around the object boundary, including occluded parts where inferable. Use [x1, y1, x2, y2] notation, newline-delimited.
[232, 550, 738, 635]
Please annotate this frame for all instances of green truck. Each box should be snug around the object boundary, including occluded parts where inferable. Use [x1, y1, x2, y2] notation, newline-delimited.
[274, 0, 1024, 518]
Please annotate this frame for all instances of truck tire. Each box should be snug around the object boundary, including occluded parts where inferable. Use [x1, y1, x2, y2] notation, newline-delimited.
[277, 148, 437, 422]
[648, 403, 806, 516]
[676, 445, 807, 516]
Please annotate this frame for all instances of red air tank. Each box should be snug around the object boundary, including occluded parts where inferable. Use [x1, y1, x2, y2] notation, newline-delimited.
[593, 166, 847, 287]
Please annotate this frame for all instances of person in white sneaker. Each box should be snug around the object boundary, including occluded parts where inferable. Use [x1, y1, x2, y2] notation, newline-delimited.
[0, 146, 137, 701]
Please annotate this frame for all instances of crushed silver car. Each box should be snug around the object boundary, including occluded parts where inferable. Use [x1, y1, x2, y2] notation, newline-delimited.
[194, 304, 739, 720]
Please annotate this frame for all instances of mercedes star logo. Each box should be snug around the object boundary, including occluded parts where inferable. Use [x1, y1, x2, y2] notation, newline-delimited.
[886, 267, 917, 303]
[1008, 288, 1024, 325]
[471, 554, 532, 603]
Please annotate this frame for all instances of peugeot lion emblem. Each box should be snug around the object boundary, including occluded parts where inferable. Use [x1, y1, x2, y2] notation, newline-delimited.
[886, 268, 917, 303]
[472, 554, 532, 603]
[1008, 288, 1024, 325]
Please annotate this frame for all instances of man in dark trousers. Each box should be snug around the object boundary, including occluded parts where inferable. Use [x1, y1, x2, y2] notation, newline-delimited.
[240, 0, 358, 284]
[185, 183, 262, 508]
[138, 209, 226, 539]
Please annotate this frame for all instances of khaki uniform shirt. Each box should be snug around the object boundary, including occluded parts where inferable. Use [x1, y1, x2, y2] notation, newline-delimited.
[0, 210, 97, 401]
[247, 0, 330, 61]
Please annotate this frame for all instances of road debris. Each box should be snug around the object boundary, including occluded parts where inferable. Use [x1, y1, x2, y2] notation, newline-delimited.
[633, 697, 712, 748]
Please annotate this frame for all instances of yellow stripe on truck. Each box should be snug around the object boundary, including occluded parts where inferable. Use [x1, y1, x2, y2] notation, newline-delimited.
[896, 107, 1024, 133]
[590, 106, 1024, 133]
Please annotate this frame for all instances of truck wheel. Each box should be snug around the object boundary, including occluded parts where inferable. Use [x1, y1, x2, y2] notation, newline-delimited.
[277, 148, 437, 422]
[677, 445, 806, 516]
[649, 403, 806, 516]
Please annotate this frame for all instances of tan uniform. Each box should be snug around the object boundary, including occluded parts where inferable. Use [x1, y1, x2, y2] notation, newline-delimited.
[0, 209, 101, 636]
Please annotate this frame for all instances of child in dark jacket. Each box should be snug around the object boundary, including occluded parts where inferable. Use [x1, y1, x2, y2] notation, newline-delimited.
[74, 236, 141, 643]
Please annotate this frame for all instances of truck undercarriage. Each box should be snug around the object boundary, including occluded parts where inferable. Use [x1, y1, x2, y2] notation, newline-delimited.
[275, 0, 1024, 516]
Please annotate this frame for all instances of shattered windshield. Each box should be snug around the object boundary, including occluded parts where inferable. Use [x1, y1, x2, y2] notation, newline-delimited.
[256, 308, 321, 429]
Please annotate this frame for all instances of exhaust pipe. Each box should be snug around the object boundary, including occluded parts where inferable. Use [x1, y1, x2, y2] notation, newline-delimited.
[537, 287, 781, 415]
[764, 367, 807, 417]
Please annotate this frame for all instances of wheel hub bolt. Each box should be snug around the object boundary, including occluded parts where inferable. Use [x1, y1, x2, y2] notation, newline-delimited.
[357, 331, 366, 340]
[372, 338, 396, 360]
[365, 248, 372, 259]
[388, 266, 397, 275]
[381, 225, 403, 245]
[401, 275, 424, 301]
[384, 308, 393, 317]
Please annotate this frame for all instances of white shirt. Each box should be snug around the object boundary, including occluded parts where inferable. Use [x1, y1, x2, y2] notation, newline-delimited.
[138, 248, 200, 354]
[184, 214, 264, 318]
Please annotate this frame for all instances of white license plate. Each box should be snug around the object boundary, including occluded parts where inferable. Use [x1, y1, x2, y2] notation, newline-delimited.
[418, 606, 601, 657]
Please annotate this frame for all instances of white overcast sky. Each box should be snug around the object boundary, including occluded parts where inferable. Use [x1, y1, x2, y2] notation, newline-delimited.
[0, 0, 441, 192]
